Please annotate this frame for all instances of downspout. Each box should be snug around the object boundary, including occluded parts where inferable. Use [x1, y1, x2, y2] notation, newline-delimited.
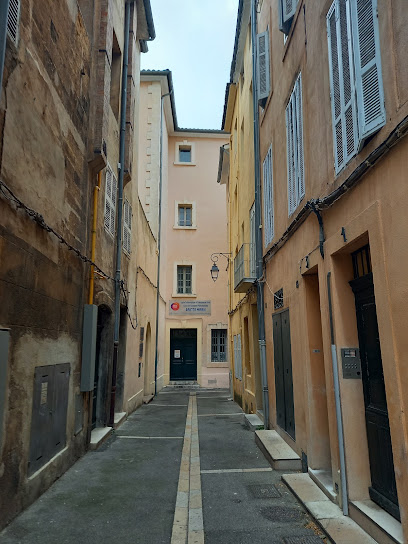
[89, 171, 102, 304]
[154, 87, 173, 396]
[307, 200, 325, 259]
[251, 0, 269, 428]
[327, 272, 349, 515]
[109, 0, 131, 426]
[0, 0, 10, 90]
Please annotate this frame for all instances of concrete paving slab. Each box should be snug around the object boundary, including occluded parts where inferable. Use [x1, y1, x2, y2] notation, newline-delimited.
[319, 517, 378, 543]
[283, 473, 331, 503]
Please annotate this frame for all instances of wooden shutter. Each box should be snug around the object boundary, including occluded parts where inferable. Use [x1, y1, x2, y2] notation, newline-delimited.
[123, 199, 132, 255]
[262, 146, 274, 247]
[327, 0, 358, 174]
[294, 74, 305, 201]
[104, 166, 117, 236]
[257, 30, 270, 103]
[250, 204, 256, 276]
[279, 0, 298, 34]
[237, 334, 242, 381]
[350, 0, 385, 143]
[286, 74, 305, 214]
[7, 0, 20, 45]
[286, 94, 296, 215]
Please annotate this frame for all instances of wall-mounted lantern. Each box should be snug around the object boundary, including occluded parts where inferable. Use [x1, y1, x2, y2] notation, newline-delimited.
[210, 253, 231, 282]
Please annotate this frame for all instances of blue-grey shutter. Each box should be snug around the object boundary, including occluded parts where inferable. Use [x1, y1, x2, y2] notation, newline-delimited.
[286, 94, 296, 215]
[295, 74, 305, 201]
[7, 0, 20, 45]
[350, 0, 385, 143]
[327, 0, 358, 173]
[257, 30, 270, 103]
[262, 147, 274, 247]
[250, 204, 256, 275]
[279, 0, 298, 34]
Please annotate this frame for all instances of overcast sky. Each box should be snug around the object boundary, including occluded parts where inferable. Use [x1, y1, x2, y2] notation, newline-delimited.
[141, 0, 239, 130]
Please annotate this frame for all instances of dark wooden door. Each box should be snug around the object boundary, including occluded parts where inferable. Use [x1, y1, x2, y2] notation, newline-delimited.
[350, 273, 400, 520]
[273, 310, 295, 439]
[170, 329, 197, 381]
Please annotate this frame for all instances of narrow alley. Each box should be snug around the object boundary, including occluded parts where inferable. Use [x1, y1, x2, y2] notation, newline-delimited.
[1, 388, 328, 544]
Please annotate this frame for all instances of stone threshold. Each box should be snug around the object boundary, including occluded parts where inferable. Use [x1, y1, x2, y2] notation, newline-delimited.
[349, 499, 403, 544]
[255, 429, 302, 470]
[89, 427, 112, 450]
[282, 473, 377, 544]
[113, 412, 127, 430]
[244, 413, 264, 431]
[308, 468, 337, 502]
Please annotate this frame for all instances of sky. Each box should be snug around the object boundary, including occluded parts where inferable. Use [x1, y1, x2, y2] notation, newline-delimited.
[141, 0, 240, 130]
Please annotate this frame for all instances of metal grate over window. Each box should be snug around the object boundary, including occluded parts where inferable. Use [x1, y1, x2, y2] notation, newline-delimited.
[177, 265, 192, 294]
[211, 329, 227, 362]
[274, 288, 284, 310]
[352, 245, 371, 279]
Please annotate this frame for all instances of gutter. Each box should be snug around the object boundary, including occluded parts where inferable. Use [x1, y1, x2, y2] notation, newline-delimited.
[0, 0, 10, 90]
[142, 0, 156, 40]
[264, 114, 408, 265]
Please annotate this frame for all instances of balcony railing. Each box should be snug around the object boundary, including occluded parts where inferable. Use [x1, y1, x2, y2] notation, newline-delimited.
[234, 243, 256, 292]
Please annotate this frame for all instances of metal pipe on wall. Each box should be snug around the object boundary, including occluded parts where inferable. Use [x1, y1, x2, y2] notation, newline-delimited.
[88, 171, 102, 305]
[0, 0, 9, 91]
[251, 0, 269, 428]
[109, 0, 131, 426]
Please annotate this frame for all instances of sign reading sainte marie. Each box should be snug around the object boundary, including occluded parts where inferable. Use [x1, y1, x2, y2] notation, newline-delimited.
[169, 300, 211, 316]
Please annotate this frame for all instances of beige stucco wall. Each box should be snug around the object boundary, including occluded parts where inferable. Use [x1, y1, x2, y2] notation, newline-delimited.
[164, 134, 229, 388]
[258, 0, 408, 534]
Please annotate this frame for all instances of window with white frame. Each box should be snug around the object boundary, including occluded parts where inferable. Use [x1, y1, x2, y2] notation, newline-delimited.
[7, 0, 20, 46]
[104, 166, 117, 237]
[177, 265, 192, 295]
[262, 146, 274, 247]
[286, 73, 305, 216]
[211, 329, 227, 362]
[178, 204, 192, 227]
[233, 334, 242, 380]
[327, 0, 385, 175]
[256, 28, 270, 104]
[123, 199, 132, 255]
[279, 0, 299, 35]
[250, 204, 256, 277]
[175, 141, 195, 165]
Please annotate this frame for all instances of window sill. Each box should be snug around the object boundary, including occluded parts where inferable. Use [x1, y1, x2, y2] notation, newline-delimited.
[173, 226, 197, 230]
[171, 293, 197, 299]
[207, 362, 229, 368]
[173, 161, 196, 166]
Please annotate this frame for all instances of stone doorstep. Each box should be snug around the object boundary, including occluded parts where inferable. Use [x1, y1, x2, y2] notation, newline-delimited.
[244, 413, 264, 431]
[349, 500, 403, 544]
[282, 473, 377, 544]
[89, 427, 113, 450]
[255, 430, 302, 470]
[113, 412, 127, 430]
[308, 468, 337, 503]
[256, 409, 264, 422]
[143, 394, 154, 404]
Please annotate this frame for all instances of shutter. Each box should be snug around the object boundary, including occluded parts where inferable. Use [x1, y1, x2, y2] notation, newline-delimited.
[286, 97, 296, 215]
[257, 30, 270, 102]
[327, 0, 358, 173]
[295, 74, 305, 201]
[7, 0, 20, 45]
[350, 0, 385, 142]
[250, 204, 256, 276]
[111, 172, 117, 236]
[104, 168, 112, 232]
[279, 0, 298, 34]
[237, 334, 242, 381]
[123, 200, 132, 255]
[233, 335, 237, 378]
[262, 147, 274, 247]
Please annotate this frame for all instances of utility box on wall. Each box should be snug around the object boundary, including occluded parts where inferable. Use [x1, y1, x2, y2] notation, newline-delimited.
[341, 348, 362, 379]
[0, 329, 10, 451]
[80, 305, 98, 392]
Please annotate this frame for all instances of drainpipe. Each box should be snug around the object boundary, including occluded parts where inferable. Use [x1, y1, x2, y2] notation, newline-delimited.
[0, 0, 10, 90]
[251, 0, 269, 428]
[109, 0, 132, 426]
[89, 171, 102, 304]
[327, 272, 348, 515]
[154, 87, 173, 396]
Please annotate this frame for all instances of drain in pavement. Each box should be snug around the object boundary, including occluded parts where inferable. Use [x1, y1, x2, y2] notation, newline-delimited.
[247, 484, 281, 499]
[283, 537, 325, 544]
[261, 506, 305, 522]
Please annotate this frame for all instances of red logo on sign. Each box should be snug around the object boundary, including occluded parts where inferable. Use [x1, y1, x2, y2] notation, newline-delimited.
[171, 302, 180, 311]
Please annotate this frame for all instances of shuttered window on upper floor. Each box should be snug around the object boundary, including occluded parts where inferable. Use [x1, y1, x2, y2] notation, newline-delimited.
[7, 0, 20, 46]
[262, 146, 274, 247]
[233, 334, 242, 381]
[257, 29, 270, 104]
[104, 166, 117, 237]
[327, 0, 385, 175]
[286, 73, 305, 216]
[123, 199, 132, 255]
[279, 0, 299, 35]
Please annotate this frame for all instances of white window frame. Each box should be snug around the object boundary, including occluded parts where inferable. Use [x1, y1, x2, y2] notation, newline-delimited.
[262, 145, 274, 247]
[286, 73, 305, 216]
[7, 0, 20, 46]
[172, 261, 196, 298]
[123, 198, 132, 256]
[174, 140, 196, 166]
[104, 165, 117, 237]
[174, 200, 197, 229]
[233, 334, 242, 381]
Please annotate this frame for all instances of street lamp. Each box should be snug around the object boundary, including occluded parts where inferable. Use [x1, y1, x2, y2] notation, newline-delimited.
[210, 252, 231, 282]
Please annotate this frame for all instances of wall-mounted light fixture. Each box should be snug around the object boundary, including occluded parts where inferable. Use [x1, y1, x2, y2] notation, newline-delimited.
[210, 252, 231, 282]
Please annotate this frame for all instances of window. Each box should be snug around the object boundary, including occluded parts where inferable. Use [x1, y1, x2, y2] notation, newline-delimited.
[250, 204, 256, 277]
[179, 146, 191, 163]
[327, 0, 385, 174]
[279, 0, 299, 35]
[110, 31, 122, 120]
[104, 166, 117, 236]
[256, 29, 270, 104]
[175, 141, 195, 165]
[211, 330, 227, 362]
[262, 145, 274, 247]
[233, 334, 242, 380]
[178, 205, 192, 227]
[177, 265, 192, 294]
[7, 0, 20, 46]
[123, 199, 132, 255]
[286, 73, 305, 216]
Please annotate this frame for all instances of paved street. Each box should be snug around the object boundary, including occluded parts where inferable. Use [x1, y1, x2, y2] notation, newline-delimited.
[0, 389, 327, 544]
